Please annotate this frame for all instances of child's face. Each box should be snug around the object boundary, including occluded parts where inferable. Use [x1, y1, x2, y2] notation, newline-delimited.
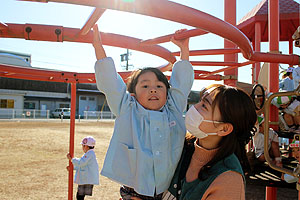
[82, 145, 89, 153]
[292, 147, 300, 161]
[280, 103, 289, 109]
[259, 122, 264, 134]
[133, 71, 167, 110]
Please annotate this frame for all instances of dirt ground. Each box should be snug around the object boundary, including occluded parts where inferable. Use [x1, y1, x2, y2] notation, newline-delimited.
[0, 120, 298, 200]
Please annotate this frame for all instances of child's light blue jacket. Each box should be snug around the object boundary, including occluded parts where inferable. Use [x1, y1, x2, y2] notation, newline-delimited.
[94, 57, 194, 196]
[72, 149, 99, 185]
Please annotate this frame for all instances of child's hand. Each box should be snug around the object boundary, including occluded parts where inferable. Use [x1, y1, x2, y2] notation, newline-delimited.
[66, 153, 72, 160]
[66, 166, 70, 171]
[171, 29, 189, 60]
[92, 24, 107, 60]
[93, 24, 102, 48]
[171, 29, 189, 50]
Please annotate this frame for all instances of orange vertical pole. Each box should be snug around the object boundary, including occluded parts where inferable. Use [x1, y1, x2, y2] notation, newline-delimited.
[252, 39, 255, 84]
[224, 0, 237, 86]
[267, 0, 279, 199]
[289, 38, 294, 68]
[299, 180, 300, 200]
[255, 22, 261, 83]
[266, 187, 277, 200]
[68, 82, 76, 200]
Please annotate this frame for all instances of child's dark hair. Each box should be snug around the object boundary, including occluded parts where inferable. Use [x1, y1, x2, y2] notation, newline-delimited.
[88, 146, 94, 149]
[127, 67, 170, 94]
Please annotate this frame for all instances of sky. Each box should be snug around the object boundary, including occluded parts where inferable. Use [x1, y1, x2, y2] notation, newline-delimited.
[1, 0, 300, 91]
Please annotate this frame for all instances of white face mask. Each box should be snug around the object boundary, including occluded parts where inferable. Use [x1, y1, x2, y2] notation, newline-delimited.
[185, 105, 222, 139]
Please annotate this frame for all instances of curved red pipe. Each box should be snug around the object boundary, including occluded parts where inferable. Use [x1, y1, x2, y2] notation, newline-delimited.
[140, 29, 208, 45]
[30, 0, 297, 65]
[0, 23, 177, 64]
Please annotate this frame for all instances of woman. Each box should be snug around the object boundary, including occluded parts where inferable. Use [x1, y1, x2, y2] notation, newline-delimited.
[163, 84, 257, 200]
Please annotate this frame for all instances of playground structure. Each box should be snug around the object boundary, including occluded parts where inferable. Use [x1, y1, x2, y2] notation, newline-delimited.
[1, 0, 300, 199]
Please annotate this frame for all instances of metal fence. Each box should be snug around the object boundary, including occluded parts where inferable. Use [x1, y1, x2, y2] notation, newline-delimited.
[83, 111, 116, 120]
[0, 109, 116, 120]
[0, 109, 50, 119]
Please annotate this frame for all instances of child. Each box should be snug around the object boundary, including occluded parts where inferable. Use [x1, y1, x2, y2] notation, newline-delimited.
[279, 67, 294, 92]
[93, 24, 194, 199]
[282, 139, 300, 183]
[67, 136, 99, 200]
[272, 95, 300, 132]
[253, 115, 282, 167]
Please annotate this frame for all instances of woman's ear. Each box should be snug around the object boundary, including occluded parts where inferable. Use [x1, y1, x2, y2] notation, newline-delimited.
[217, 123, 233, 136]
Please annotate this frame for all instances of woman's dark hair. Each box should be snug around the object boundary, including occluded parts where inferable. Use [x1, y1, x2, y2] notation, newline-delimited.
[191, 84, 257, 177]
[126, 67, 170, 94]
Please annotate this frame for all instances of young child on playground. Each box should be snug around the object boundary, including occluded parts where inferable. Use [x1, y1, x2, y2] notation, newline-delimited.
[282, 139, 300, 183]
[271, 95, 300, 132]
[253, 115, 282, 167]
[66, 136, 99, 200]
[92, 24, 194, 199]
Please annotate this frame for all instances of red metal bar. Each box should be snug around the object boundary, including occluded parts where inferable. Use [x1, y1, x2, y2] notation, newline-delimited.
[194, 70, 211, 74]
[289, 38, 294, 68]
[252, 39, 255, 84]
[78, 8, 106, 36]
[298, 180, 300, 200]
[140, 29, 208, 45]
[194, 73, 222, 80]
[0, 23, 177, 64]
[251, 52, 299, 65]
[20, 0, 254, 59]
[239, 60, 256, 67]
[68, 83, 76, 200]
[224, 0, 237, 86]
[269, 0, 279, 92]
[191, 61, 239, 66]
[0, 21, 8, 30]
[197, 60, 255, 79]
[172, 48, 241, 57]
[266, 186, 277, 200]
[267, 1, 279, 198]
[16, 0, 300, 66]
[254, 22, 261, 84]
[0, 63, 133, 83]
[269, 0, 279, 129]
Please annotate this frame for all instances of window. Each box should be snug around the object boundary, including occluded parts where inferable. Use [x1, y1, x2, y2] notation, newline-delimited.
[24, 102, 35, 109]
[89, 97, 95, 101]
[0, 99, 14, 108]
[59, 104, 69, 108]
[80, 96, 87, 100]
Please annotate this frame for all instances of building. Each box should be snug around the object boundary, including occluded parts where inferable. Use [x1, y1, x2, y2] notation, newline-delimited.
[0, 50, 107, 117]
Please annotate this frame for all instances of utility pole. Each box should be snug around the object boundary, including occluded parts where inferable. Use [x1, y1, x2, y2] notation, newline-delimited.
[120, 49, 132, 70]
[126, 49, 129, 70]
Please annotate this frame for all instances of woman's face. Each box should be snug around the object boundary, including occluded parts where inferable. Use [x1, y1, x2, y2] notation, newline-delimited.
[193, 89, 222, 134]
